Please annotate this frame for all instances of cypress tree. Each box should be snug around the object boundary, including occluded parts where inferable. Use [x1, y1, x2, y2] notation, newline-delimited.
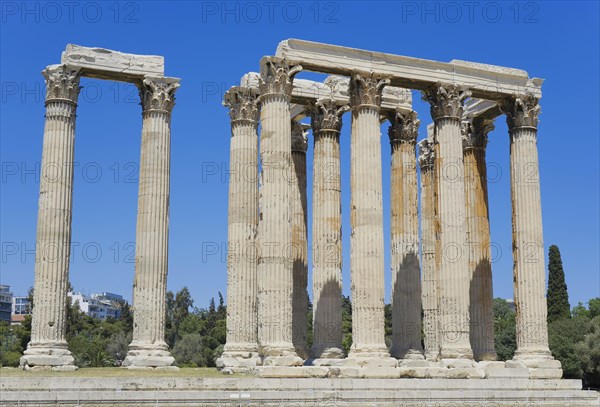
[547, 245, 571, 322]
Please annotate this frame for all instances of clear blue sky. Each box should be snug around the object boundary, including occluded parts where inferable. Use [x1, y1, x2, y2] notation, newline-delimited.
[1, 1, 598, 310]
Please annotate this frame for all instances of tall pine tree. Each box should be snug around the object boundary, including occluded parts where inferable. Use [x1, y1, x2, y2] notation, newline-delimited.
[547, 245, 571, 322]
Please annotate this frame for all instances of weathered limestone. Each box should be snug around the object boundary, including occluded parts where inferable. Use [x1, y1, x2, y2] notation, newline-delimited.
[217, 87, 261, 372]
[276, 39, 543, 99]
[4, 376, 599, 406]
[307, 98, 348, 361]
[388, 110, 424, 361]
[422, 83, 474, 361]
[240, 72, 412, 116]
[61, 44, 164, 82]
[256, 57, 304, 366]
[290, 121, 309, 359]
[123, 77, 180, 369]
[418, 137, 439, 362]
[21, 65, 81, 371]
[462, 118, 497, 361]
[347, 72, 393, 363]
[500, 95, 562, 377]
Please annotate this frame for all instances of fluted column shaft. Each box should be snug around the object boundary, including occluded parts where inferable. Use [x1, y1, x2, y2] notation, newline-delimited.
[22, 65, 80, 370]
[389, 111, 424, 360]
[423, 84, 473, 360]
[463, 119, 497, 361]
[419, 139, 439, 361]
[256, 58, 303, 365]
[502, 96, 553, 361]
[308, 99, 348, 359]
[220, 87, 260, 365]
[291, 122, 309, 359]
[125, 77, 179, 368]
[348, 73, 390, 358]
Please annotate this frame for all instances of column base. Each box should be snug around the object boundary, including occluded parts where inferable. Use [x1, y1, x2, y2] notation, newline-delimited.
[440, 346, 474, 360]
[346, 346, 397, 368]
[474, 351, 498, 362]
[508, 353, 563, 379]
[122, 341, 176, 369]
[308, 346, 345, 367]
[259, 344, 304, 366]
[216, 343, 262, 373]
[391, 347, 426, 360]
[20, 342, 77, 371]
[310, 345, 344, 360]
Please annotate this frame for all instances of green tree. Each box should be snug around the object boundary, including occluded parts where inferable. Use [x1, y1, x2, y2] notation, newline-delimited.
[588, 298, 600, 319]
[575, 316, 600, 388]
[548, 316, 591, 378]
[547, 245, 570, 323]
[172, 334, 206, 367]
[493, 298, 516, 361]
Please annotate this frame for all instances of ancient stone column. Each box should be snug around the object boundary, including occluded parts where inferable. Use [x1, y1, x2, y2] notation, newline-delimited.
[418, 138, 440, 362]
[256, 57, 304, 366]
[462, 118, 497, 362]
[500, 95, 561, 376]
[388, 110, 425, 361]
[422, 83, 473, 360]
[347, 72, 393, 363]
[290, 121, 309, 360]
[307, 98, 348, 360]
[21, 65, 80, 371]
[217, 87, 261, 372]
[124, 76, 180, 369]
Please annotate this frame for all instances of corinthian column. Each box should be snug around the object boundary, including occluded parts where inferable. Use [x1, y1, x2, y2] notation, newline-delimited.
[462, 118, 497, 361]
[21, 65, 80, 371]
[124, 76, 180, 369]
[290, 121, 309, 360]
[347, 72, 394, 364]
[500, 95, 561, 377]
[256, 57, 304, 366]
[418, 138, 439, 362]
[388, 110, 425, 361]
[422, 83, 473, 360]
[217, 86, 261, 372]
[307, 98, 348, 361]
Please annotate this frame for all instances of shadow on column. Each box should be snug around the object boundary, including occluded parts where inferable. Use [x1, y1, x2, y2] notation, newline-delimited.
[391, 252, 423, 359]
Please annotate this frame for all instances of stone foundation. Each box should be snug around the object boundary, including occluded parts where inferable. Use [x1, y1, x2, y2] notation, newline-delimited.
[2, 375, 597, 406]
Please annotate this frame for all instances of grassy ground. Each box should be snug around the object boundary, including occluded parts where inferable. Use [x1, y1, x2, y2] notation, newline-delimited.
[0, 367, 243, 378]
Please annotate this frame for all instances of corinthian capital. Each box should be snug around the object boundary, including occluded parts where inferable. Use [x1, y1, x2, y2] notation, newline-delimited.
[421, 83, 471, 121]
[223, 86, 259, 125]
[291, 121, 309, 153]
[306, 97, 349, 134]
[418, 139, 435, 171]
[499, 94, 540, 130]
[43, 64, 81, 103]
[349, 72, 390, 109]
[259, 57, 302, 99]
[139, 76, 180, 113]
[462, 118, 494, 149]
[388, 110, 420, 145]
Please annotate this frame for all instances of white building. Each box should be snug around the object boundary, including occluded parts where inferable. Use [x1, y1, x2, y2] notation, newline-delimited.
[68, 291, 125, 320]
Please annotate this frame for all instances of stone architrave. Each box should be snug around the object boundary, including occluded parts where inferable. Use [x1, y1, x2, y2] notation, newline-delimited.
[388, 110, 425, 361]
[418, 138, 440, 362]
[290, 121, 309, 360]
[500, 95, 562, 377]
[347, 72, 394, 365]
[217, 86, 261, 372]
[307, 98, 349, 361]
[21, 65, 81, 371]
[462, 118, 497, 361]
[422, 83, 474, 361]
[123, 76, 180, 369]
[256, 57, 304, 366]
